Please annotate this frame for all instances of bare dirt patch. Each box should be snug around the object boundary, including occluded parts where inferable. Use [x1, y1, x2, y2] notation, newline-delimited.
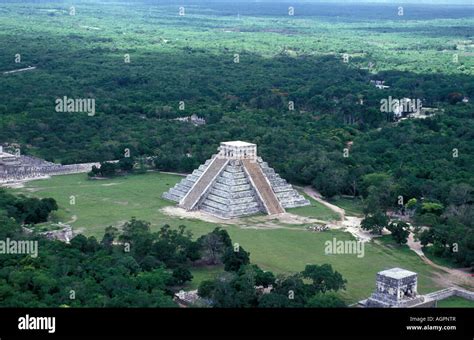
[66, 215, 78, 224]
[160, 206, 322, 230]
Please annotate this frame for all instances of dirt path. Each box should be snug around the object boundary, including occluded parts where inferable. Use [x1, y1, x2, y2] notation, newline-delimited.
[302, 186, 376, 241]
[3, 66, 36, 74]
[66, 215, 78, 224]
[303, 186, 345, 221]
[303, 186, 473, 289]
[407, 232, 473, 289]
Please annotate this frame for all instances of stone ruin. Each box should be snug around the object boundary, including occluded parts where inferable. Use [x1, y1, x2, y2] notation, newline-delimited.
[163, 141, 310, 219]
[364, 268, 424, 307]
[173, 114, 206, 126]
[358, 267, 474, 308]
[41, 224, 75, 243]
[23, 223, 75, 243]
[306, 224, 329, 232]
[0, 145, 99, 184]
[174, 290, 212, 307]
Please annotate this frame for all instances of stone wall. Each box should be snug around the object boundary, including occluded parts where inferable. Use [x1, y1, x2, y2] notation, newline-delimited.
[0, 155, 99, 184]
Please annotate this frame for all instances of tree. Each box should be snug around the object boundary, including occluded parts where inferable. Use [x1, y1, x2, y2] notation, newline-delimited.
[448, 183, 472, 206]
[242, 265, 275, 287]
[120, 218, 151, 240]
[171, 267, 193, 285]
[421, 202, 444, 215]
[198, 232, 224, 265]
[222, 245, 250, 272]
[361, 212, 389, 235]
[99, 162, 117, 177]
[387, 220, 410, 245]
[40, 198, 58, 212]
[306, 293, 346, 308]
[208, 272, 259, 308]
[258, 292, 293, 308]
[0, 214, 21, 238]
[101, 226, 119, 248]
[363, 178, 397, 214]
[118, 157, 135, 172]
[405, 198, 418, 216]
[270, 274, 309, 307]
[301, 264, 347, 293]
[136, 268, 172, 293]
[197, 280, 216, 299]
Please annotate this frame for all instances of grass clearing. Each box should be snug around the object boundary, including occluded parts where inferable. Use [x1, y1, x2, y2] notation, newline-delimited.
[13, 172, 444, 303]
[287, 192, 340, 221]
[436, 296, 474, 308]
[187, 265, 225, 290]
[328, 197, 365, 217]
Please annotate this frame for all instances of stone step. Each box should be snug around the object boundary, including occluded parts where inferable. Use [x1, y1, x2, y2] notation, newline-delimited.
[205, 194, 230, 205]
[222, 170, 246, 179]
[231, 201, 260, 210]
[224, 166, 244, 174]
[209, 188, 230, 198]
[216, 177, 248, 186]
[202, 199, 228, 211]
[275, 190, 301, 198]
[168, 187, 188, 198]
[201, 205, 231, 219]
[281, 199, 311, 209]
[162, 192, 181, 202]
[269, 180, 291, 189]
[230, 205, 261, 215]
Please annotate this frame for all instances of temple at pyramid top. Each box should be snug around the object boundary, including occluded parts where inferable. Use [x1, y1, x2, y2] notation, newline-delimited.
[163, 141, 310, 219]
[219, 141, 257, 160]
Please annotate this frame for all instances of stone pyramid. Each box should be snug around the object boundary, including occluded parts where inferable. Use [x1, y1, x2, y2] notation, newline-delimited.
[162, 141, 310, 219]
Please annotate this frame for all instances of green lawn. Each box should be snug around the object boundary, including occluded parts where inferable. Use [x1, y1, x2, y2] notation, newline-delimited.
[14, 172, 444, 303]
[15, 172, 215, 237]
[437, 296, 474, 308]
[186, 265, 225, 290]
[328, 197, 365, 217]
[287, 192, 340, 221]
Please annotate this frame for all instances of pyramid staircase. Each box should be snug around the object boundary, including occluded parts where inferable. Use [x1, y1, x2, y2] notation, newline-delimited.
[179, 157, 228, 210]
[242, 159, 284, 215]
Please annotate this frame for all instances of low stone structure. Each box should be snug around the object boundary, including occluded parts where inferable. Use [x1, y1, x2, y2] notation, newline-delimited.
[306, 224, 329, 232]
[173, 114, 206, 126]
[359, 267, 474, 308]
[174, 290, 212, 307]
[22, 223, 75, 243]
[364, 268, 424, 307]
[370, 80, 390, 89]
[40, 224, 75, 243]
[0, 145, 99, 184]
[162, 141, 310, 219]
